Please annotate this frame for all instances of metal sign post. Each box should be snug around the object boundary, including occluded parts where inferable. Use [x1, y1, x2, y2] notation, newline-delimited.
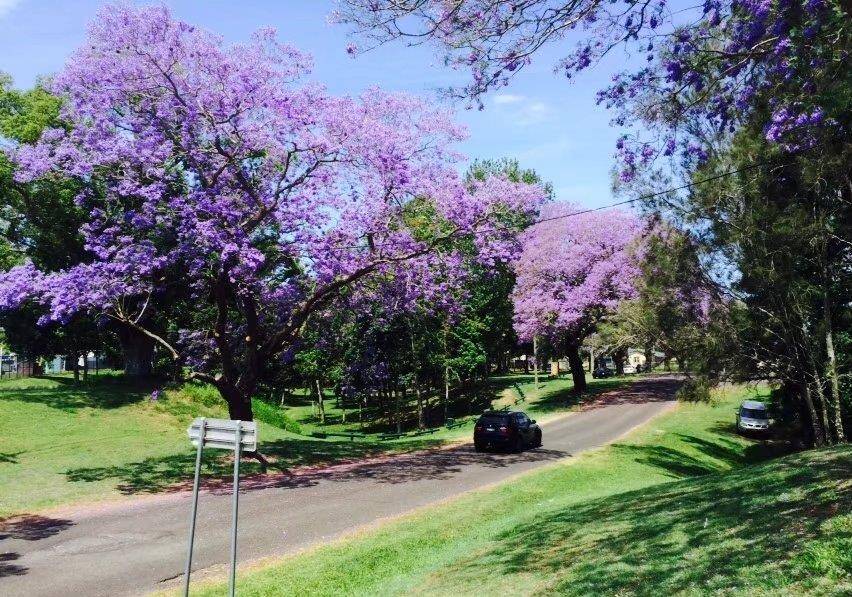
[184, 418, 257, 597]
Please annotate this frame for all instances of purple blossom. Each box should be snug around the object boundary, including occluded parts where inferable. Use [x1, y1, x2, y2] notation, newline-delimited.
[512, 203, 643, 342]
[0, 4, 547, 384]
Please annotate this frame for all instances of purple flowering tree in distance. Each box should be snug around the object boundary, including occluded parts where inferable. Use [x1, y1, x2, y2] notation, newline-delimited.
[336, 0, 850, 179]
[0, 4, 546, 422]
[512, 203, 644, 391]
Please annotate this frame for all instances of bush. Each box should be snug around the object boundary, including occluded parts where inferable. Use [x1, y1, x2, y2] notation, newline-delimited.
[253, 399, 302, 434]
[676, 377, 712, 402]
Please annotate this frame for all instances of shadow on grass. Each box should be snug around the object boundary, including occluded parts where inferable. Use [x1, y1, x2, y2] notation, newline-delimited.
[437, 446, 852, 595]
[0, 451, 23, 464]
[0, 375, 158, 412]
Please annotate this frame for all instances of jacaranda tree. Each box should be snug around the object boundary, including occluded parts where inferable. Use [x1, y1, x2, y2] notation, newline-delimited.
[0, 4, 546, 421]
[337, 0, 849, 176]
[512, 203, 643, 391]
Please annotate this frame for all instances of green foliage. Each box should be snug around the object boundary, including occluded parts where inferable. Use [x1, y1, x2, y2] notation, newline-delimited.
[675, 377, 712, 403]
[0, 74, 113, 363]
[466, 157, 554, 200]
[252, 399, 302, 434]
[793, 514, 852, 579]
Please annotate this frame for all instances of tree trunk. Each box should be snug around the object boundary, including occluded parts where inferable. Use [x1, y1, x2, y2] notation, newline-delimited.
[566, 344, 587, 393]
[823, 292, 845, 442]
[395, 386, 402, 434]
[72, 353, 80, 384]
[118, 326, 155, 377]
[226, 393, 254, 421]
[533, 335, 540, 389]
[315, 379, 325, 424]
[415, 382, 424, 429]
[644, 345, 653, 372]
[82, 354, 89, 382]
[802, 383, 824, 448]
[613, 348, 626, 376]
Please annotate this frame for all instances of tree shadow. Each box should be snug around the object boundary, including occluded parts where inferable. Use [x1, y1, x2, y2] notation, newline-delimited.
[0, 375, 156, 412]
[64, 434, 446, 495]
[530, 376, 679, 415]
[64, 434, 568, 496]
[0, 451, 23, 464]
[428, 446, 852, 595]
[0, 552, 26, 578]
[0, 514, 75, 541]
[227, 445, 570, 493]
[609, 430, 797, 481]
[0, 515, 75, 578]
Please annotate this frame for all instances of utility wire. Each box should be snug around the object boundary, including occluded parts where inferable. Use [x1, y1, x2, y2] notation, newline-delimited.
[317, 160, 766, 254]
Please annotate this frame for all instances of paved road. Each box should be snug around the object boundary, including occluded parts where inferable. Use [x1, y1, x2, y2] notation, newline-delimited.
[1, 377, 678, 596]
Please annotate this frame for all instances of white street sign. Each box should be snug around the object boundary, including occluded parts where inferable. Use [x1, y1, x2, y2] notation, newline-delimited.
[187, 418, 257, 452]
[184, 417, 258, 597]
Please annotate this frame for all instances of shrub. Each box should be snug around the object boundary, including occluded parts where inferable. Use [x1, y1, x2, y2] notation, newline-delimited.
[676, 377, 712, 402]
[253, 399, 302, 434]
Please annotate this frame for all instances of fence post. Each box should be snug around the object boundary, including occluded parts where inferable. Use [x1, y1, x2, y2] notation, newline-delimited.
[183, 418, 206, 597]
[228, 422, 242, 597]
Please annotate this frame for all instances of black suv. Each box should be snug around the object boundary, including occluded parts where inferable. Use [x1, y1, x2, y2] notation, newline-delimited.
[474, 411, 542, 453]
[592, 366, 614, 378]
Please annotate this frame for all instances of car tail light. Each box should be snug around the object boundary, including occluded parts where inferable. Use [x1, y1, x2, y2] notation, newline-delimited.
[475, 425, 483, 431]
[499, 425, 509, 435]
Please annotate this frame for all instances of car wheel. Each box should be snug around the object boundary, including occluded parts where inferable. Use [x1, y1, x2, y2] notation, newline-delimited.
[513, 437, 524, 453]
[533, 431, 542, 448]
[474, 443, 485, 453]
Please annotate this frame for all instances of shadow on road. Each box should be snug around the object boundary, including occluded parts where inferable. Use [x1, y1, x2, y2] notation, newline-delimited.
[62, 377, 678, 498]
[218, 445, 571, 493]
[0, 515, 75, 577]
[579, 376, 682, 411]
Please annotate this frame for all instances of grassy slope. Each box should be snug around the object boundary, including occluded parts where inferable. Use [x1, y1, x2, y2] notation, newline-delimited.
[0, 371, 615, 516]
[187, 385, 852, 597]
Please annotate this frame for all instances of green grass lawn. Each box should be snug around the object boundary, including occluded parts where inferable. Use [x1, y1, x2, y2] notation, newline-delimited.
[0, 371, 617, 517]
[183, 384, 852, 597]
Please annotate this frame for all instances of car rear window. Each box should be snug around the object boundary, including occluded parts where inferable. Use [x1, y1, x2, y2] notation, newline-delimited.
[479, 414, 509, 425]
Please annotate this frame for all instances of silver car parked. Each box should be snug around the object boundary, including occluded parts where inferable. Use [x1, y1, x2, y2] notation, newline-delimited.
[736, 400, 771, 434]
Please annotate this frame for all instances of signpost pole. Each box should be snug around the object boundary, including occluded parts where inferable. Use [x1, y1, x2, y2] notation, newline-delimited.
[228, 422, 242, 597]
[183, 418, 206, 597]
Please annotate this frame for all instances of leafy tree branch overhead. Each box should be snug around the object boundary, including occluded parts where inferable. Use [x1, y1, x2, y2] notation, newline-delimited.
[0, 4, 546, 420]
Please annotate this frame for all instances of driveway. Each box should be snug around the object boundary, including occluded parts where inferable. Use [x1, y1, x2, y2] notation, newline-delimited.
[1, 376, 679, 596]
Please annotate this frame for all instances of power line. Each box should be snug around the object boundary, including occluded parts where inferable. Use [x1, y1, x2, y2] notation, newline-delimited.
[517, 161, 767, 226]
[317, 160, 766, 254]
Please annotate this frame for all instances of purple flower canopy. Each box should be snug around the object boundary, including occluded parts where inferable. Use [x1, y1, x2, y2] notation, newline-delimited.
[337, 0, 846, 179]
[512, 203, 644, 343]
[0, 4, 547, 372]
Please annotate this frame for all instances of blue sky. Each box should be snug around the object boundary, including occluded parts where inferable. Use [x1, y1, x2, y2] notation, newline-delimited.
[0, 0, 644, 208]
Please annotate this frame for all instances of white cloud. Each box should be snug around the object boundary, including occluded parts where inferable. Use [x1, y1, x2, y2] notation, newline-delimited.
[492, 94, 553, 125]
[492, 93, 525, 105]
[516, 100, 552, 125]
[0, 0, 22, 18]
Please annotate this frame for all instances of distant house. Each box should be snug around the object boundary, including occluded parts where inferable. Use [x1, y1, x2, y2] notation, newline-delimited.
[627, 348, 665, 369]
[627, 348, 646, 368]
